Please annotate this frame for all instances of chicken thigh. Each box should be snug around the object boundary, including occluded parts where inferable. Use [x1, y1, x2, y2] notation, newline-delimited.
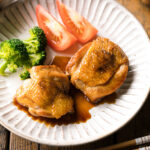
[15, 65, 74, 119]
[66, 37, 129, 103]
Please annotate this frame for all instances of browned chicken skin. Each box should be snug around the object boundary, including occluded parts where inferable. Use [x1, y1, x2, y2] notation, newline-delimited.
[15, 65, 74, 119]
[66, 37, 129, 103]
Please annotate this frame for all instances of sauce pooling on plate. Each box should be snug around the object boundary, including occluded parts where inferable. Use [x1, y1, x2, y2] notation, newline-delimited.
[13, 56, 117, 126]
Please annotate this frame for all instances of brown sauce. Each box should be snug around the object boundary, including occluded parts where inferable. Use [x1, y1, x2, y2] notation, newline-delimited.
[13, 89, 95, 126]
[13, 56, 116, 127]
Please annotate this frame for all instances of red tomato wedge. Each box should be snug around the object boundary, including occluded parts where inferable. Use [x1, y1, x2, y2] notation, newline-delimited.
[57, 0, 98, 44]
[36, 5, 77, 51]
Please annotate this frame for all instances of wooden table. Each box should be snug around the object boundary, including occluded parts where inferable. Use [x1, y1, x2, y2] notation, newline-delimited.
[0, 0, 150, 149]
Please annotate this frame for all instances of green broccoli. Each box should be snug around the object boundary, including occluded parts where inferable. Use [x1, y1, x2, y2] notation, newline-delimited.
[23, 26, 47, 54]
[0, 39, 29, 75]
[19, 69, 30, 80]
[20, 27, 47, 80]
[29, 51, 46, 66]
[0, 27, 47, 80]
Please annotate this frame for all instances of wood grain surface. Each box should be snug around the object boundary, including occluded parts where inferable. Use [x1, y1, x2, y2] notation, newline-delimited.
[0, 0, 149, 150]
[0, 125, 9, 150]
[9, 133, 38, 150]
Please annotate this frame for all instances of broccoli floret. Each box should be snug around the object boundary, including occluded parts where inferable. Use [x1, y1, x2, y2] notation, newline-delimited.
[0, 39, 29, 75]
[24, 26, 46, 67]
[29, 51, 46, 66]
[23, 26, 47, 54]
[0, 27, 47, 79]
[20, 69, 30, 80]
[7, 63, 18, 73]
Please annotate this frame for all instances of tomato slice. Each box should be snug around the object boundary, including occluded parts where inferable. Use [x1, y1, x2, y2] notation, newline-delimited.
[36, 5, 77, 51]
[57, 1, 98, 44]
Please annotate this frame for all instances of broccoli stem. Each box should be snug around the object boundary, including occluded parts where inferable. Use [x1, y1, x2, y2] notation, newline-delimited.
[0, 60, 8, 75]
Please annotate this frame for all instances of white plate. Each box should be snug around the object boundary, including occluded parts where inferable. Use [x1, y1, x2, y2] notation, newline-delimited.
[0, 0, 150, 146]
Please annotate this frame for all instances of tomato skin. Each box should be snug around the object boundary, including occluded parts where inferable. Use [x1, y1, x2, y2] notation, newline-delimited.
[57, 0, 98, 44]
[36, 5, 77, 51]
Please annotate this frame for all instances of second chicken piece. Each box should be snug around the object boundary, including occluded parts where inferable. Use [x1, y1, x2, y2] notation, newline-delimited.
[15, 65, 74, 119]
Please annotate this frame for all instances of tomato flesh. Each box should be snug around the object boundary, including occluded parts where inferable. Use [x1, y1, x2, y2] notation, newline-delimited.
[36, 5, 77, 51]
[57, 1, 98, 44]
